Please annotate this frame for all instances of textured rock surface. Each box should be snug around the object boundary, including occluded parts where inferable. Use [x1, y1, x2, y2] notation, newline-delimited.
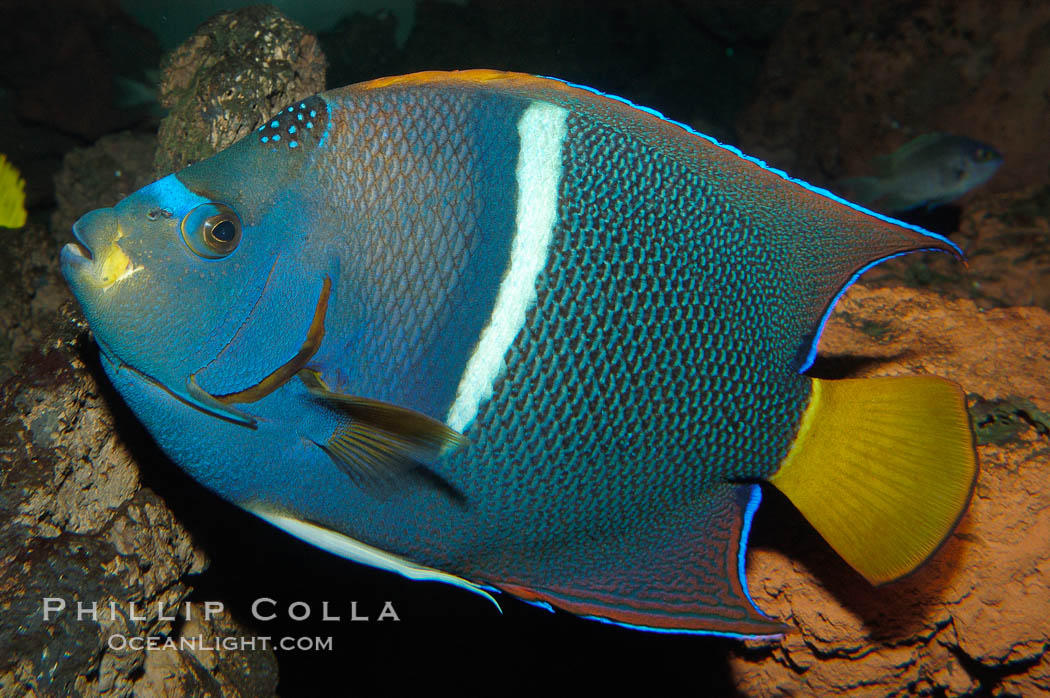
[736, 0, 1050, 198]
[155, 5, 326, 174]
[733, 285, 1050, 697]
[133, 603, 280, 698]
[0, 322, 278, 697]
[0, 6, 327, 695]
[864, 186, 1050, 312]
[0, 221, 72, 383]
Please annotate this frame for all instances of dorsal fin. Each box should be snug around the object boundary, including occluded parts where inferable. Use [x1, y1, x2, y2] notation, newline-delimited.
[775, 197, 961, 372]
[872, 132, 948, 174]
[346, 70, 962, 373]
[480, 70, 963, 372]
[297, 369, 468, 495]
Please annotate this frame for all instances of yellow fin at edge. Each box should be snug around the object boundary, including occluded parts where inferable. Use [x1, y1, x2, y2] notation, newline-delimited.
[769, 375, 977, 585]
[0, 154, 27, 229]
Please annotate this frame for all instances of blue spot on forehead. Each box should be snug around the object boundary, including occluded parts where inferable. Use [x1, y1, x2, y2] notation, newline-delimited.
[256, 95, 328, 150]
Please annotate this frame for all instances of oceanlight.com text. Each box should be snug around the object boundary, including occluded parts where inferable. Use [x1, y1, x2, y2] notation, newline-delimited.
[107, 634, 335, 652]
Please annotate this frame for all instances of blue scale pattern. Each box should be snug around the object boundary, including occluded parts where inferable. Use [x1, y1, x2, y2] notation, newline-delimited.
[442, 109, 811, 603]
[308, 87, 519, 418]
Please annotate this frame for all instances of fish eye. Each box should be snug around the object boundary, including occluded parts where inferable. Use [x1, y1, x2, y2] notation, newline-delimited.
[180, 203, 242, 259]
[975, 148, 996, 162]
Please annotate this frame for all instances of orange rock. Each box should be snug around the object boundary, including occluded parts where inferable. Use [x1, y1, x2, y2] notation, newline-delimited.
[732, 285, 1050, 696]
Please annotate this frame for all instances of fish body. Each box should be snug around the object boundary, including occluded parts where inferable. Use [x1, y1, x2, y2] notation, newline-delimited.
[841, 133, 1002, 212]
[61, 71, 977, 635]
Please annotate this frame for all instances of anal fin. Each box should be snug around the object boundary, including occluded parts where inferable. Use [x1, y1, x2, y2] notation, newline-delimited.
[493, 484, 787, 637]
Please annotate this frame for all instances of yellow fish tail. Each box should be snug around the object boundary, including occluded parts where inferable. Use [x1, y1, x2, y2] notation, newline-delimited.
[770, 375, 977, 585]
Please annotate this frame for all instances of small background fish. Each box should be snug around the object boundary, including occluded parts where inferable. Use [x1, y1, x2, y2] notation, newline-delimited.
[840, 133, 1002, 212]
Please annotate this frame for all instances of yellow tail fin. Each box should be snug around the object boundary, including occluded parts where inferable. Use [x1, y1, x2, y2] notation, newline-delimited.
[769, 375, 976, 585]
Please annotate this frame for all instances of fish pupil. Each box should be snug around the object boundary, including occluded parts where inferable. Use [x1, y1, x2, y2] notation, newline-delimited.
[211, 219, 236, 242]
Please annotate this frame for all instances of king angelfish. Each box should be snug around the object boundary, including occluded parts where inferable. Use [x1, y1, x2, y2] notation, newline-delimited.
[60, 71, 977, 636]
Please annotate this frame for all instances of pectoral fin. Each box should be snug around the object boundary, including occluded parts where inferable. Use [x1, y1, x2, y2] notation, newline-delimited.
[299, 370, 468, 494]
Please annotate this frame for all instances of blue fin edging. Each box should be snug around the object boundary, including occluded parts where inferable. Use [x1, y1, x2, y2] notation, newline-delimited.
[738, 483, 764, 615]
[520, 599, 555, 614]
[797, 248, 945, 373]
[542, 76, 961, 256]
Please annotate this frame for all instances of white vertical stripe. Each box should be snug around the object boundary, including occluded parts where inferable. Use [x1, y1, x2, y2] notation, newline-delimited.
[446, 101, 568, 432]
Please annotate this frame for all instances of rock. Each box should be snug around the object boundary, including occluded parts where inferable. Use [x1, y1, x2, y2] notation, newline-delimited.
[51, 132, 158, 247]
[0, 219, 73, 382]
[736, 0, 1050, 199]
[0, 6, 326, 695]
[732, 285, 1050, 697]
[155, 5, 326, 174]
[0, 319, 278, 697]
[133, 603, 279, 697]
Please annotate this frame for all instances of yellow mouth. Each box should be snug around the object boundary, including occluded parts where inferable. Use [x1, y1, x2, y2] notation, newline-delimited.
[94, 242, 140, 289]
